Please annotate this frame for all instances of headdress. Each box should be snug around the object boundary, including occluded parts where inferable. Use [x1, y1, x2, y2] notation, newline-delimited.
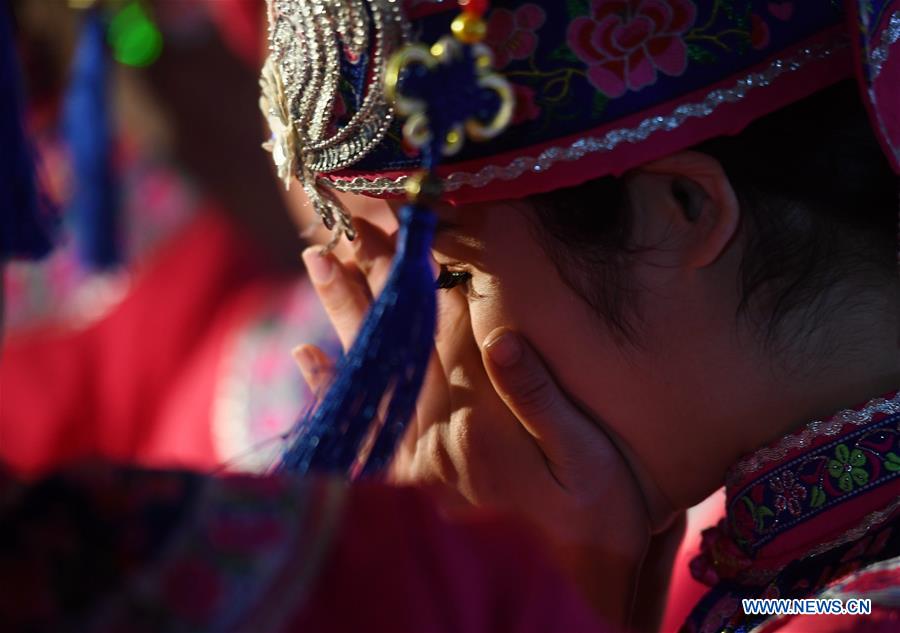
[263, 0, 900, 476]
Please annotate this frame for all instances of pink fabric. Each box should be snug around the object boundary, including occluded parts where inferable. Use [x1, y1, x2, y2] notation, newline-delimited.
[290, 483, 604, 633]
[0, 211, 285, 477]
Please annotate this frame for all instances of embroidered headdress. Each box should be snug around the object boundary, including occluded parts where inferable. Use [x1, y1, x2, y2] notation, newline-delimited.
[263, 0, 900, 476]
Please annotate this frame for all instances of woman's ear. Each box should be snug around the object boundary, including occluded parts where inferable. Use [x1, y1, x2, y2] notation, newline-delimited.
[626, 151, 741, 269]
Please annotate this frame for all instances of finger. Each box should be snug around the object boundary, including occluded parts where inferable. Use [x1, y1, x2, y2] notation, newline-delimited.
[350, 217, 395, 296]
[292, 344, 335, 396]
[481, 328, 597, 461]
[302, 246, 371, 352]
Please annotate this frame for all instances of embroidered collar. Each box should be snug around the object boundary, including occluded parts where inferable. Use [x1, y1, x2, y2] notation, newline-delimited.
[692, 390, 900, 588]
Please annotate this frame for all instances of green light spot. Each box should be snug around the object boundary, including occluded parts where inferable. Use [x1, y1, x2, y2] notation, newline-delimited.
[107, 2, 163, 68]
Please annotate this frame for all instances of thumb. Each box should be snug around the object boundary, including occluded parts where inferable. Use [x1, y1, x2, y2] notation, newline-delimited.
[481, 328, 598, 464]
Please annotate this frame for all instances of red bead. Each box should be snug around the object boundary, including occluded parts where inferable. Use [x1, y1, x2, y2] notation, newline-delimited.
[459, 0, 488, 16]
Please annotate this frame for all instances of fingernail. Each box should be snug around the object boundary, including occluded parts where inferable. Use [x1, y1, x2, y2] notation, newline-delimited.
[292, 345, 315, 374]
[302, 247, 334, 285]
[484, 331, 521, 368]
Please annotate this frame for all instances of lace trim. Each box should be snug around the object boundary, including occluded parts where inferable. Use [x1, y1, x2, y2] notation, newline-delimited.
[869, 10, 900, 79]
[327, 35, 848, 196]
[730, 392, 900, 481]
[727, 496, 900, 588]
[806, 495, 900, 559]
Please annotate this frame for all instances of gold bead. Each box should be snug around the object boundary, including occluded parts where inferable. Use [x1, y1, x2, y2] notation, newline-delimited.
[451, 13, 487, 44]
[404, 172, 443, 203]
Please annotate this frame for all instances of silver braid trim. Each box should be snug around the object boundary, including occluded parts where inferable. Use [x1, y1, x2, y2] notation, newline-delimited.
[869, 10, 900, 80]
[728, 392, 900, 484]
[328, 36, 849, 197]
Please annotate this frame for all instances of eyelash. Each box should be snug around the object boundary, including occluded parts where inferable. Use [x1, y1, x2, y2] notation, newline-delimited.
[435, 267, 472, 292]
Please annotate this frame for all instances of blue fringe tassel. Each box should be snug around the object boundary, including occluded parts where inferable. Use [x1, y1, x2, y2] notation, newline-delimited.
[278, 204, 437, 476]
[62, 9, 120, 270]
[0, 3, 56, 261]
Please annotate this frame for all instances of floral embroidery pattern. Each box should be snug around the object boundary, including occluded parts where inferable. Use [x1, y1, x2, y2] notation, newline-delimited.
[769, 470, 806, 516]
[727, 411, 900, 555]
[828, 443, 870, 492]
[485, 3, 547, 69]
[511, 83, 543, 124]
[567, 0, 698, 97]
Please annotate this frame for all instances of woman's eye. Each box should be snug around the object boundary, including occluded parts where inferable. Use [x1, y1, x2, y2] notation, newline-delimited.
[435, 267, 472, 291]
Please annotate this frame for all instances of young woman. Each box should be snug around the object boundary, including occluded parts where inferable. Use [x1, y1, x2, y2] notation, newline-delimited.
[0, 5, 605, 631]
[266, 0, 900, 630]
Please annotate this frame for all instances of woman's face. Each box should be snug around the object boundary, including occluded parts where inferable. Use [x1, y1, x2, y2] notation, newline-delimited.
[427, 196, 755, 514]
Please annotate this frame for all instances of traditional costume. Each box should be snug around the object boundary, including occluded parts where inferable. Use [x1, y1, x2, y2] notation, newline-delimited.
[256, 1, 900, 631]
[0, 4, 603, 631]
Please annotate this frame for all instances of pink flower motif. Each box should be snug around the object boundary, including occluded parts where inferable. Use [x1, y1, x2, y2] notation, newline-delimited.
[769, 470, 806, 516]
[750, 13, 771, 50]
[485, 3, 546, 69]
[511, 84, 542, 125]
[567, 0, 697, 98]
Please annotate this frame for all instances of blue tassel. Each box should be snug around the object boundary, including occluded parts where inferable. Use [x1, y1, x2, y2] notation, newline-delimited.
[278, 204, 437, 476]
[62, 9, 120, 270]
[0, 3, 56, 261]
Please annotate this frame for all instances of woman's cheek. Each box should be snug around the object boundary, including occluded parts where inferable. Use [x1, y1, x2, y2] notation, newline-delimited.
[467, 285, 509, 350]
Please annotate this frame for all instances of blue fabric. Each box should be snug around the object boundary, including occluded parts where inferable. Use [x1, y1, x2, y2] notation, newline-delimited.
[279, 205, 437, 476]
[63, 10, 121, 270]
[0, 3, 56, 262]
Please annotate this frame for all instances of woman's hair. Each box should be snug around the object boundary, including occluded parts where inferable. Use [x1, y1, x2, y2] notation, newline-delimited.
[528, 80, 899, 348]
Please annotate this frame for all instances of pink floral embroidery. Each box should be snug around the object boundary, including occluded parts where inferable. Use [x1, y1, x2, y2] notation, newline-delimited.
[750, 13, 771, 50]
[485, 4, 546, 69]
[567, 0, 697, 98]
[767, 1, 794, 22]
[511, 84, 542, 125]
[769, 470, 807, 516]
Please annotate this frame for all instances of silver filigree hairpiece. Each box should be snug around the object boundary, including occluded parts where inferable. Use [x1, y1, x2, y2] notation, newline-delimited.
[261, 0, 408, 245]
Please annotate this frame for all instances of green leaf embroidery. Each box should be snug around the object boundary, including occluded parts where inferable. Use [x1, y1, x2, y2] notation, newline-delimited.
[754, 505, 774, 531]
[835, 443, 850, 464]
[565, 0, 590, 18]
[687, 43, 717, 64]
[838, 473, 854, 493]
[885, 452, 900, 472]
[810, 486, 827, 507]
[591, 91, 608, 116]
[548, 44, 581, 64]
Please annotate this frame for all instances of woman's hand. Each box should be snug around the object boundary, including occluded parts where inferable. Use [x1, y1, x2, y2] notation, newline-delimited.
[295, 218, 654, 627]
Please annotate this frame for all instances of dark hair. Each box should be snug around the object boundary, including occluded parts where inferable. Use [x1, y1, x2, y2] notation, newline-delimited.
[528, 81, 899, 349]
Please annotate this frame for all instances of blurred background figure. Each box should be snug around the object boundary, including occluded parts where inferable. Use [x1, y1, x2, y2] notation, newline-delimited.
[0, 0, 394, 475]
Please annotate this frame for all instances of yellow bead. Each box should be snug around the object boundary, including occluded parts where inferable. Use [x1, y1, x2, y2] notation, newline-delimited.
[404, 172, 443, 203]
[451, 13, 487, 44]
